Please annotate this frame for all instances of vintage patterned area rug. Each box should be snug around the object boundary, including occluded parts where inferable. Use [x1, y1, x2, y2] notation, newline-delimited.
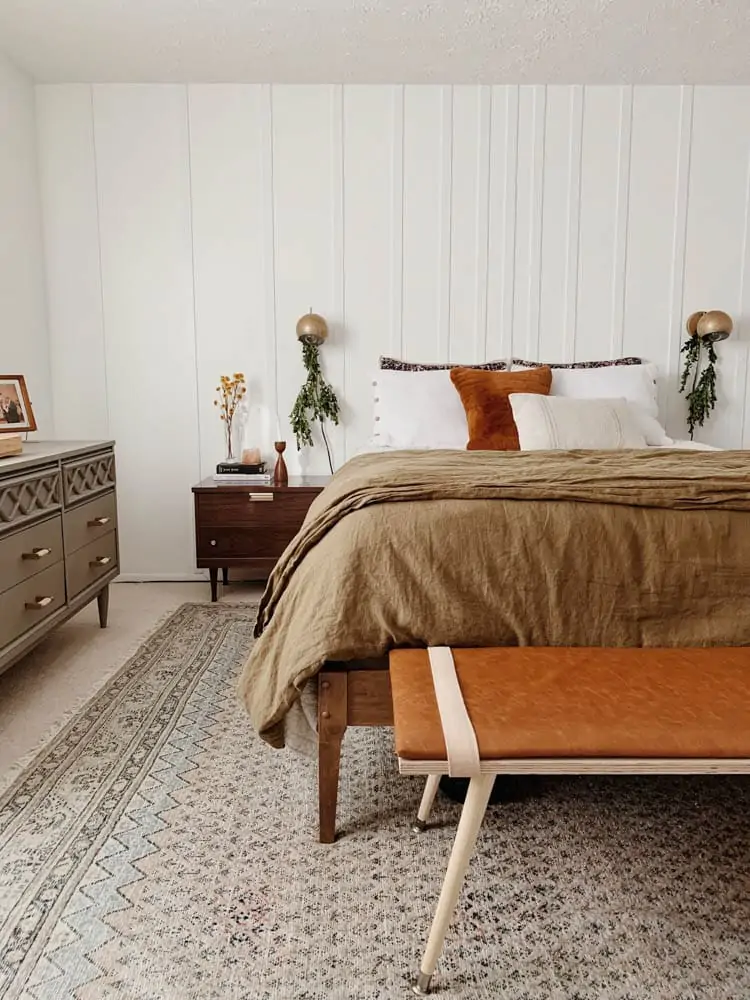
[1, 602, 749, 1000]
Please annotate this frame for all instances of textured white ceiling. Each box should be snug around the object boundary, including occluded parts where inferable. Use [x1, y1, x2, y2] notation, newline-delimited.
[1, 0, 749, 84]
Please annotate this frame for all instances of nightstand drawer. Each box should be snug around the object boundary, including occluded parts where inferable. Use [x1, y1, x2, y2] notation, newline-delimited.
[0, 515, 63, 596]
[66, 531, 118, 599]
[0, 563, 66, 649]
[198, 525, 299, 560]
[64, 490, 118, 555]
[197, 491, 314, 528]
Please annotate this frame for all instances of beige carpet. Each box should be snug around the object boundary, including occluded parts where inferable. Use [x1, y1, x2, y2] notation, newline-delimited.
[1, 601, 749, 999]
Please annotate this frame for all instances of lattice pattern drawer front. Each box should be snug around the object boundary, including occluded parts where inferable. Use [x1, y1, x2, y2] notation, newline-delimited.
[0, 469, 62, 536]
[63, 452, 116, 507]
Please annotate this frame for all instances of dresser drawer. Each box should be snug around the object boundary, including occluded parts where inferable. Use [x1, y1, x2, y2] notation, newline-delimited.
[66, 531, 118, 600]
[0, 562, 66, 648]
[197, 491, 314, 528]
[62, 450, 116, 507]
[0, 467, 62, 536]
[0, 515, 63, 595]
[64, 490, 118, 555]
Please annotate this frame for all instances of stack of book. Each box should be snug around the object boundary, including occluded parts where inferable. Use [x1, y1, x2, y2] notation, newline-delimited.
[213, 461, 271, 484]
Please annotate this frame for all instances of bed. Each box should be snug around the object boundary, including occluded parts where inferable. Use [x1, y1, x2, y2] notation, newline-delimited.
[238, 446, 750, 841]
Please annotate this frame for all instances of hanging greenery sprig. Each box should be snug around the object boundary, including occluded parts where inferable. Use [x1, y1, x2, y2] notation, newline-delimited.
[290, 341, 340, 474]
[679, 335, 718, 440]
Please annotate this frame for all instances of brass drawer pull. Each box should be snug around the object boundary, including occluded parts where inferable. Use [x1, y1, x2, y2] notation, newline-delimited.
[88, 516, 111, 527]
[90, 556, 112, 567]
[22, 547, 52, 561]
[26, 596, 54, 609]
[248, 493, 274, 502]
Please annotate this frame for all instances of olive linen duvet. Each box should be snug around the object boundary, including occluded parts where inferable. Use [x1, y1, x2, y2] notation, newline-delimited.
[238, 449, 750, 751]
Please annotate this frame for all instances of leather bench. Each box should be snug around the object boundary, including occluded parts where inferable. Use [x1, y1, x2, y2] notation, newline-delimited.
[390, 646, 750, 996]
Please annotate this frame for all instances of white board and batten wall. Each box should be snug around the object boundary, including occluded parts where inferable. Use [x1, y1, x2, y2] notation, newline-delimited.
[36, 84, 750, 579]
[0, 54, 51, 433]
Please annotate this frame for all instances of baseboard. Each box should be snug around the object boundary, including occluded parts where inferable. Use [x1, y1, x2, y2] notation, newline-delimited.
[114, 573, 209, 583]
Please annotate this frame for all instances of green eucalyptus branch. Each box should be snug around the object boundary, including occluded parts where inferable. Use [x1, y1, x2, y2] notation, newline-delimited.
[679, 335, 719, 440]
[289, 341, 340, 474]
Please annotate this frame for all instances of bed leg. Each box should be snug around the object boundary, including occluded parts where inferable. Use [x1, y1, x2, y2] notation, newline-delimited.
[318, 671, 347, 844]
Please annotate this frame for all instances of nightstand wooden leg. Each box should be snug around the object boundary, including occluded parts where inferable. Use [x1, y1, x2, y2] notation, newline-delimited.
[209, 568, 219, 602]
[97, 585, 110, 628]
[222, 567, 229, 586]
[318, 671, 347, 843]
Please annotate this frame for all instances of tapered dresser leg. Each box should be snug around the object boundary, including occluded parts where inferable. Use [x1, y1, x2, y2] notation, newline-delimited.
[209, 568, 218, 602]
[97, 585, 110, 628]
[222, 567, 229, 586]
[318, 671, 347, 844]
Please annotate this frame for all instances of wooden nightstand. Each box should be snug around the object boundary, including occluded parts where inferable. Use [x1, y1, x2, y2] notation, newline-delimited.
[192, 476, 330, 601]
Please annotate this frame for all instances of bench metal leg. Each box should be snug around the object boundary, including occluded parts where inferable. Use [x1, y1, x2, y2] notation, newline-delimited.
[412, 772, 494, 996]
[412, 774, 441, 833]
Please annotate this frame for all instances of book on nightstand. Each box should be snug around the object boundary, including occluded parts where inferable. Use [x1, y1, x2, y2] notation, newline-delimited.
[212, 474, 272, 483]
[215, 461, 266, 475]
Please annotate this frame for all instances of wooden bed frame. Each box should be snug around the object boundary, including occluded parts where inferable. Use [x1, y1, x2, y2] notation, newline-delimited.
[317, 658, 392, 843]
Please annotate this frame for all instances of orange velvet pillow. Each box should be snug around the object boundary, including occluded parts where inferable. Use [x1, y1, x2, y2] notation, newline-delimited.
[450, 366, 552, 450]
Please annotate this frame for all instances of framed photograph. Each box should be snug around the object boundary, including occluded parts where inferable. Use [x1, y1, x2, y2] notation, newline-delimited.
[0, 376, 37, 433]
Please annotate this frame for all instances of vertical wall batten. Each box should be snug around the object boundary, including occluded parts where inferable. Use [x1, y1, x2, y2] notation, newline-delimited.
[260, 84, 278, 426]
[563, 86, 583, 363]
[185, 87, 202, 482]
[610, 85, 633, 358]
[485, 85, 518, 362]
[526, 86, 546, 360]
[666, 86, 693, 435]
[390, 84, 405, 358]
[740, 148, 750, 446]
[474, 86, 492, 360]
[331, 83, 346, 462]
[89, 85, 111, 438]
[503, 86, 519, 361]
[437, 85, 453, 359]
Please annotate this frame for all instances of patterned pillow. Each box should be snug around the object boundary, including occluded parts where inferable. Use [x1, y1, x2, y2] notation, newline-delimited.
[379, 356, 507, 372]
[512, 356, 644, 369]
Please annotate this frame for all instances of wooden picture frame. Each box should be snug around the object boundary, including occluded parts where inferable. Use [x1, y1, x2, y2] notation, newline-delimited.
[0, 376, 37, 434]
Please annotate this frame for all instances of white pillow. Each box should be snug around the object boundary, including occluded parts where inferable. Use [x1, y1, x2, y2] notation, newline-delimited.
[625, 405, 673, 447]
[513, 363, 659, 418]
[509, 394, 648, 450]
[371, 369, 468, 449]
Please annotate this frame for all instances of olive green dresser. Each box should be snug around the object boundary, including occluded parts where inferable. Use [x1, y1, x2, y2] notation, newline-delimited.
[0, 441, 118, 676]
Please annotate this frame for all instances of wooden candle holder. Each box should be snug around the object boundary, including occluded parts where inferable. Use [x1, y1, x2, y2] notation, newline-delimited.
[273, 441, 288, 486]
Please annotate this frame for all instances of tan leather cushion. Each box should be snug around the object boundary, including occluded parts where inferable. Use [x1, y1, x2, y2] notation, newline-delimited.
[449, 366, 552, 450]
[390, 647, 750, 760]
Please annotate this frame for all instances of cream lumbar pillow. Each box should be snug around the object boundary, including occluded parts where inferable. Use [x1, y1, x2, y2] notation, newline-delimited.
[508, 394, 649, 450]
